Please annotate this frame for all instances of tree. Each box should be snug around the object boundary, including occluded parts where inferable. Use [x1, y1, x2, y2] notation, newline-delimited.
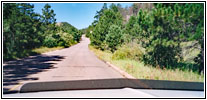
[91, 9, 123, 50]
[42, 4, 56, 25]
[3, 3, 42, 60]
[110, 3, 119, 12]
[132, 3, 139, 15]
[141, 3, 204, 70]
[182, 4, 204, 72]
[142, 4, 182, 68]
[105, 25, 123, 52]
[124, 16, 136, 36]
[3, 3, 19, 59]
[41, 3, 57, 47]
[41, 4, 56, 36]
[92, 3, 107, 26]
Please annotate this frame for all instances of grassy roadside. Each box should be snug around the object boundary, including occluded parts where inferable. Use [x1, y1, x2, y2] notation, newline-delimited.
[32, 46, 64, 54]
[4, 46, 64, 62]
[89, 45, 204, 82]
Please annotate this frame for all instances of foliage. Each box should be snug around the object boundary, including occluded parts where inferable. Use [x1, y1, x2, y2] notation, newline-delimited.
[105, 25, 123, 52]
[124, 15, 136, 36]
[182, 4, 204, 73]
[3, 3, 81, 60]
[194, 38, 204, 72]
[138, 4, 203, 70]
[90, 4, 123, 50]
[90, 46, 204, 82]
[92, 3, 108, 26]
[109, 3, 119, 12]
[43, 34, 58, 48]
[58, 22, 81, 43]
[85, 25, 94, 38]
[91, 3, 204, 73]
[112, 42, 143, 60]
[132, 3, 139, 15]
[41, 3, 57, 47]
[58, 32, 75, 47]
[141, 5, 182, 68]
[3, 3, 43, 60]
[42, 4, 56, 25]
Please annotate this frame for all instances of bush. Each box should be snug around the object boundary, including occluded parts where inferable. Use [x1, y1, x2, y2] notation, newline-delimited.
[58, 32, 75, 47]
[194, 37, 204, 73]
[105, 25, 123, 52]
[43, 35, 58, 48]
[112, 42, 143, 60]
[143, 41, 181, 68]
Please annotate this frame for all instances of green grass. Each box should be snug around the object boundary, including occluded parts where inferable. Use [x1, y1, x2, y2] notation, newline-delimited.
[89, 45, 204, 82]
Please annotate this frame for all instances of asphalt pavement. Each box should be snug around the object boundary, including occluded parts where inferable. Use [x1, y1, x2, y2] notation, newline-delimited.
[3, 35, 124, 93]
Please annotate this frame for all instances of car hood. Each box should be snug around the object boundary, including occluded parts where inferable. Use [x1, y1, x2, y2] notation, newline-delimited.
[3, 78, 204, 98]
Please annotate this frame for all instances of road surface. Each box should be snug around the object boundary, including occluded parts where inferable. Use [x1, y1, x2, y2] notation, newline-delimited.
[3, 35, 124, 93]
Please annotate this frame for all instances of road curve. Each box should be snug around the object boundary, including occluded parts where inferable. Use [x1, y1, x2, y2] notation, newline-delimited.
[3, 35, 124, 93]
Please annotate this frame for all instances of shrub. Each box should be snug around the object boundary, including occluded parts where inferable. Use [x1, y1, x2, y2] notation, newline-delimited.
[112, 42, 143, 60]
[194, 37, 204, 73]
[43, 35, 58, 48]
[58, 32, 75, 47]
[143, 41, 181, 68]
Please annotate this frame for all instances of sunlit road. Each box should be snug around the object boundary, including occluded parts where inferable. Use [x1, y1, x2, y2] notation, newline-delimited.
[3, 35, 124, 93]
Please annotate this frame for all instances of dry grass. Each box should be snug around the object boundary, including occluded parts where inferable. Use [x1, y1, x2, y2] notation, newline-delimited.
[89, 45, 204, 82]
[32, 46, 64, 54]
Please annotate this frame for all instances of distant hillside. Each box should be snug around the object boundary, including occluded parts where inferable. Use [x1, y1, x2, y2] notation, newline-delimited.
[56, 22, 78, 31]
[56, 22, 62, 26]
[118, 3, 154, 23]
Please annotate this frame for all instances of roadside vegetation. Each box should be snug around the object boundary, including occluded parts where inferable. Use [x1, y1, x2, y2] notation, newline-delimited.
[90, 46, 204, 82]
[32, 46, 64, 54]
[3, 3, 82, 61]
[84, 3, 204, 82]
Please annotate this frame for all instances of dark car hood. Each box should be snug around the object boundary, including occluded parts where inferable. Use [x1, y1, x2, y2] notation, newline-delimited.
[19, 78, 204, 93]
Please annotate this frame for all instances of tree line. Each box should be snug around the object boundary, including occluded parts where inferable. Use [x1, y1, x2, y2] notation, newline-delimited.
[85, 3, 204, 73]
[3, 3, 82, 60]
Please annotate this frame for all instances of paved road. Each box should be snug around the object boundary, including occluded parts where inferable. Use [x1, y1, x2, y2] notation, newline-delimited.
[3, 35, 124, 93]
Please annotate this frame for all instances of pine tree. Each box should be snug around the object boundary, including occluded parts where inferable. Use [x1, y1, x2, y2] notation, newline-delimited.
[3, 3, 42, 60]
[91, 9, 123, 50]
[41, 3, 56, 36]
[93, 3, 108, 26]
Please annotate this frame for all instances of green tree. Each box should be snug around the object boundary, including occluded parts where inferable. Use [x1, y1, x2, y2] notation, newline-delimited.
[124, 16, 136, 39]
[141, 3, 204, 70]
[41, 3, 56, 36]
[41, 3, 57, 47]
[3, 3, 42, 60]
[91, 9, 123, 50]
[132, 3, 139, 15]
[3, 3, 19, 59]
[110, 3, 119, 12]
[105, 25, 123, 52]
[182, 4, 204, 72]
[142, 4, 182, 68]
[92, 3, 108, 26]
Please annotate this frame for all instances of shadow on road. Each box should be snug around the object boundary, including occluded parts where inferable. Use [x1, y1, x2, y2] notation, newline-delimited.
[3, 55, 65, 93]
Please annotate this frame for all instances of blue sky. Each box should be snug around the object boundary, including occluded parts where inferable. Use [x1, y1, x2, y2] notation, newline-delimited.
[32, 3, 132, 29]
